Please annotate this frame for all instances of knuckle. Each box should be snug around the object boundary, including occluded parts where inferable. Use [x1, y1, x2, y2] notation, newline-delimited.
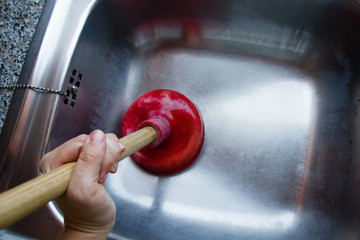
[39, 152, 51, 173]
[79, 149, 102, 165]
[39, 154, 46, 167]
[39, 160, 46, 173]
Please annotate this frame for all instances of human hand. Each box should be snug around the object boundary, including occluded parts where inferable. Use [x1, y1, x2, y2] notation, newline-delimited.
[40, 130, 124, 239]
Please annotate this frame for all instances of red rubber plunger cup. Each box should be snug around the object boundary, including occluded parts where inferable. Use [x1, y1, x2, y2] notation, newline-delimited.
[121, 89, 205, 175]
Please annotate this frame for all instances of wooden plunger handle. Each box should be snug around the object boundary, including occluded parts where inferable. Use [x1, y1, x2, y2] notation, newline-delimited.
[0, 126, 157, 229]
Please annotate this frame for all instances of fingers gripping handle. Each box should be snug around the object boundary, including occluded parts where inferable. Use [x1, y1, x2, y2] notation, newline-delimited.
[0, 126, 157, 229]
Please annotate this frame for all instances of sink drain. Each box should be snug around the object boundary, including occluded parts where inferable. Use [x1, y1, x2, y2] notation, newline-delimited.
[63, 69, 82, 108]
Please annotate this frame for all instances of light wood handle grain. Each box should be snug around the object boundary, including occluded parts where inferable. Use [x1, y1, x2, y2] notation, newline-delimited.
[0, 126, 157, 229]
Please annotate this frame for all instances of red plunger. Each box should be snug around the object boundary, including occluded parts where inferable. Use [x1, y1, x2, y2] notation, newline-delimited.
[121, 89, 205, 174]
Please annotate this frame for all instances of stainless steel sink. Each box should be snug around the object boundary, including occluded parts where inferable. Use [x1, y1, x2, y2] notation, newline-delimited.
[2, 0, 360, 239]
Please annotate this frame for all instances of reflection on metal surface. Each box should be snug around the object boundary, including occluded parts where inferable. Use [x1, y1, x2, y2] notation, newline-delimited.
[162, 202, 295, 230]
[109, 161, 296, 231]
[108, 159, 157, 209]
[221, 81, 313, 126]
[2, 0, 360, 239]
[202, 23, 311, 55]
[48, 201, 64, 223]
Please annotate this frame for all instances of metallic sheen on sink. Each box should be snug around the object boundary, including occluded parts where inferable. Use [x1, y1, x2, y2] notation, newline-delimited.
[1, 0, 360, 239]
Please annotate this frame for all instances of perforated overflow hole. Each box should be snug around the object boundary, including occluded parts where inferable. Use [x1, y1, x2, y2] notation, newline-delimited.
[63, 69, 82, 108]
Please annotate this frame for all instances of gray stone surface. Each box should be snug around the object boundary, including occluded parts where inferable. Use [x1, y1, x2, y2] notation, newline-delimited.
[0, 0, 46, 133]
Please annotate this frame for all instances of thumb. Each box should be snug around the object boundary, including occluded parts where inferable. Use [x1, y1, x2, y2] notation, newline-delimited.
[74, 130, 106, 184]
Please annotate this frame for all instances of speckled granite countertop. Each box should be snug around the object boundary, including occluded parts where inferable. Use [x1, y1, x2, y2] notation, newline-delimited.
[0, 0, 46, 133]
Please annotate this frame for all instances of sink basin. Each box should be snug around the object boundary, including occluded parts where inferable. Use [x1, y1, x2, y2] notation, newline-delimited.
[2, 0, 360, 239]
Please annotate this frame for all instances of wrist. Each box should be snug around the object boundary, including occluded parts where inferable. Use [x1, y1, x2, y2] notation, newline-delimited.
[60, 227, 112, 240]
[60, 221, 114, 240]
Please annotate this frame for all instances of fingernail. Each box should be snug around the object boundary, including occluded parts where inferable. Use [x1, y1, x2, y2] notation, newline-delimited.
[118, 141, 125, 153]
[90, 130, 104, 143]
